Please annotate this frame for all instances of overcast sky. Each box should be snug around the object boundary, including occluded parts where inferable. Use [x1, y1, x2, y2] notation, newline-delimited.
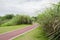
[0, 0, 59, 16]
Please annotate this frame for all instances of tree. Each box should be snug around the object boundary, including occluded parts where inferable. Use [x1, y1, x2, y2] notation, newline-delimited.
[3, 14, 14, 19]
[1, 15, 32, 26]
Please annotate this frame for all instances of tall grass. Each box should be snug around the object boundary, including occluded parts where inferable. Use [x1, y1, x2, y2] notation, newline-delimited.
[1, 15, 32, 26]
[37, 2, 60, 40]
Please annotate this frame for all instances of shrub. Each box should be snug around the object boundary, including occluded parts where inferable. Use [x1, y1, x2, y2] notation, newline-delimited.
[1, 15, 32, 26]
[37, 2, 60, 40]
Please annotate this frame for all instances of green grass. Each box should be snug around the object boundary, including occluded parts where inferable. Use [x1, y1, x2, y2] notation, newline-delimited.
[0, 24, 30, 34]
[13, 26, 49, 40]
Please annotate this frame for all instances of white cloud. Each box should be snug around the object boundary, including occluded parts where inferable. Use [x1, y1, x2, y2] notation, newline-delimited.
[0, 0, 59, 16]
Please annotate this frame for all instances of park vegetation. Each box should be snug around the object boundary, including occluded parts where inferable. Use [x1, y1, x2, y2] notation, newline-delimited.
[0, 14, 32, 26]
[37, 2, 60, 40]
[0, 1, 60, 40]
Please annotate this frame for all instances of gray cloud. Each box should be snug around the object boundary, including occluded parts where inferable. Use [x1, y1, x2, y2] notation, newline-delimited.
[0, 0, 59, 16]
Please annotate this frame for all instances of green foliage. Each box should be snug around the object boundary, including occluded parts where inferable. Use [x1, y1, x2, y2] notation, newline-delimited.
[37, 2, 60, 40]
[37, 9, 53, 34]
[32, 17, 37, 22]
[1, 15, 32, 26]
[0, 14, 14, 26]
[3, 14, 14, 19]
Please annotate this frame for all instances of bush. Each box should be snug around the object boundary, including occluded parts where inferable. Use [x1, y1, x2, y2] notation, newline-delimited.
[1, 15, 32, 26]
[37, 2, 60, 40]
[3, 14, 14, 19]
[0, 14, 14, 26]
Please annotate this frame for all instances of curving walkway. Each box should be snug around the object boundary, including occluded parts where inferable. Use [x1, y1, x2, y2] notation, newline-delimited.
[0, 24, 39, 40]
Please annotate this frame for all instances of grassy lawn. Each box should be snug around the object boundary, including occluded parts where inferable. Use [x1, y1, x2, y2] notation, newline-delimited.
[0, 24, 30, 34]
[13, 26, 49, 40]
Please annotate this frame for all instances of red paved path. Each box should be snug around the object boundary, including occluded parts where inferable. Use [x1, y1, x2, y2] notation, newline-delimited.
[0, 24, 38, 40]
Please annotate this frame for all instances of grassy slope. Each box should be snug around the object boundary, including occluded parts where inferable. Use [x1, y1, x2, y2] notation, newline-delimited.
[0, 24, 29, 34]
[13, 26, 49, 40]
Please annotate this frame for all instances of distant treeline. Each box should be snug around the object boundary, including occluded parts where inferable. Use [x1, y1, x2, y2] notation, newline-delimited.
[0, 14, 33, 26]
